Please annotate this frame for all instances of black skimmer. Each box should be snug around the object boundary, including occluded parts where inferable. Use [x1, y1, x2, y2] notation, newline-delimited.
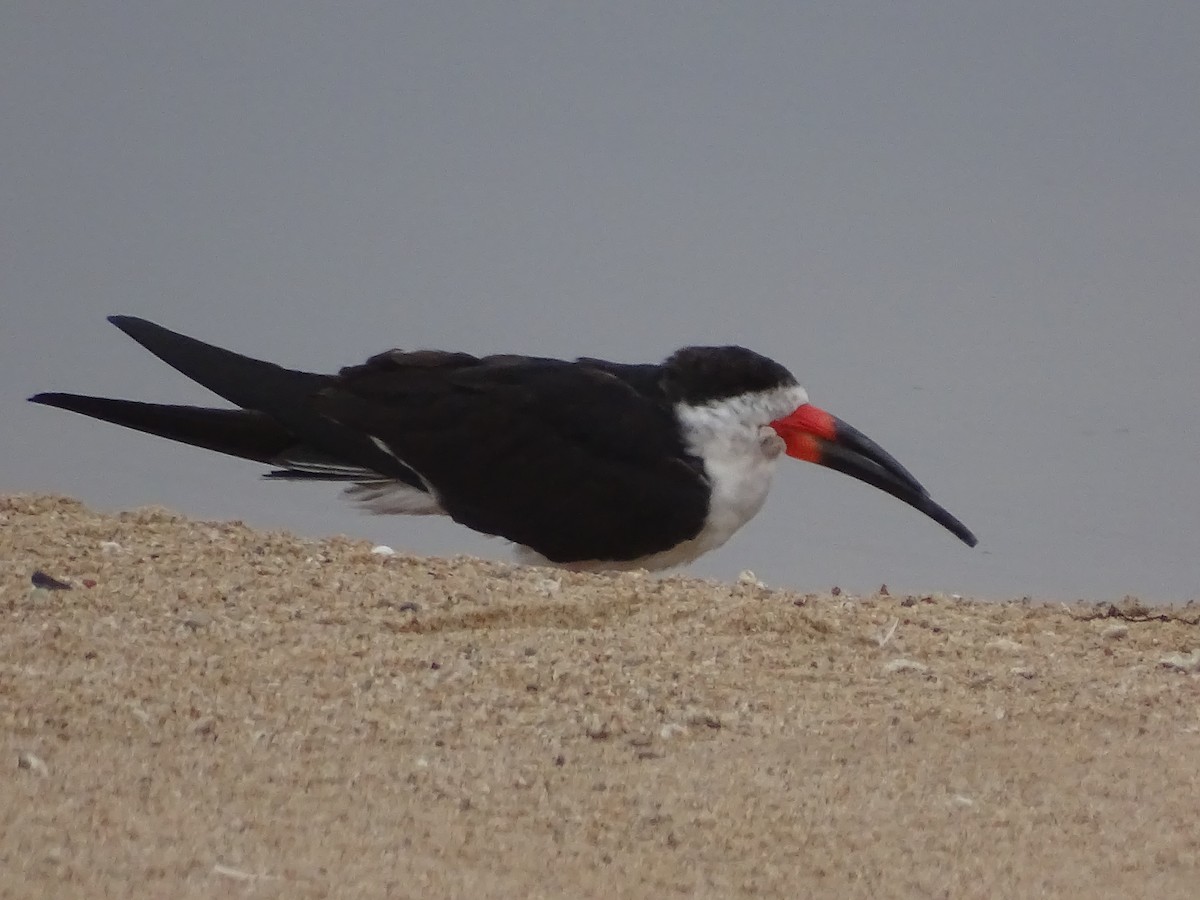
[29, 317, 976, 570]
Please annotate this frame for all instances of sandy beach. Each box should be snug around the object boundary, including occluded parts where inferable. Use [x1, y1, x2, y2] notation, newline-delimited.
[2, 493, 1198, 898]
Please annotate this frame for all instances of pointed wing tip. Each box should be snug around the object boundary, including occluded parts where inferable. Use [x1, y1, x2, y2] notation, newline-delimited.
[107, 314, 153, 336]
[28, 391, 106, 415]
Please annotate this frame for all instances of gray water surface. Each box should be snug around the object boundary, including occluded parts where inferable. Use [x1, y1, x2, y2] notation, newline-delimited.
[4, 3, 1197, 602]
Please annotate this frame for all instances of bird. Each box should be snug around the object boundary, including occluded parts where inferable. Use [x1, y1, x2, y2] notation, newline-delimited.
[29, 316, 977, 571]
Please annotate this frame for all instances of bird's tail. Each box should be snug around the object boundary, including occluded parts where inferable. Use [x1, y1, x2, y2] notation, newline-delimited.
[27, 393, 295, 464]
[28, 316, 422, 485]
[104, 315, 330, 416]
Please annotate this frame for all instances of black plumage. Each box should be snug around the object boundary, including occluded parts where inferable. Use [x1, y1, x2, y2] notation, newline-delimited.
[31, 317, 730, 563]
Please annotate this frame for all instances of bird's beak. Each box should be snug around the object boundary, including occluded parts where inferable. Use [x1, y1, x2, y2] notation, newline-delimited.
[770, 404, 977, 547]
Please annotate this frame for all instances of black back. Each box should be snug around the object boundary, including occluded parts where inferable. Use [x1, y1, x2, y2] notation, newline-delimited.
[320, 350, 710, 562]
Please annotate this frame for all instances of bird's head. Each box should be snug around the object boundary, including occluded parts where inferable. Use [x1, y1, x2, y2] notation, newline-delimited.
[666, 345, 976, 548]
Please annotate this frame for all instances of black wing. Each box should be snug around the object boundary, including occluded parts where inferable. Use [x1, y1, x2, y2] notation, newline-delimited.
[317, 351, 711, 563]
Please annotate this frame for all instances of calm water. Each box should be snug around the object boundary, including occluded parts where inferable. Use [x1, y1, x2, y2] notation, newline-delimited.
[4, 4, 1198, 603]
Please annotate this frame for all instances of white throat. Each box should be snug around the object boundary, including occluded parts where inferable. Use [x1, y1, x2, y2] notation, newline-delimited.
[669, 384, 809, 562]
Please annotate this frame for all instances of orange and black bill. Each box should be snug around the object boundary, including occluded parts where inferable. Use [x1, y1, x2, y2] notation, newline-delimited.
[771, 404, 977, 547]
